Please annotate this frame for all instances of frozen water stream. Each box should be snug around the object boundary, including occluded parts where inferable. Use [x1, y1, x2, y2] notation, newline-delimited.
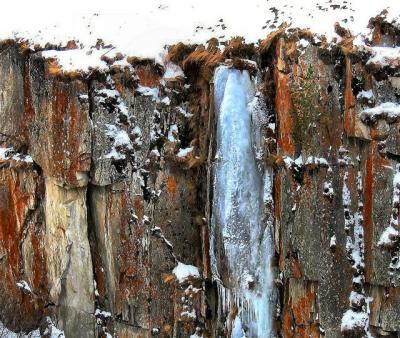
[211, 66, 274, 337]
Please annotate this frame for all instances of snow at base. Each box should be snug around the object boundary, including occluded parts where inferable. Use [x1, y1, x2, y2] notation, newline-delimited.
[0, 0, 399, 65]
[42, 318, 65, 338]
[0, 322, 40, 338]
[172, 261, 200, 283]
[190, 334, 203, 338]
[0, 317, 64, 338]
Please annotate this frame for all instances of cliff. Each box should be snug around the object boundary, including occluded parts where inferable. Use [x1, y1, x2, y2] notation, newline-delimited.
[1, 10, 400, 338]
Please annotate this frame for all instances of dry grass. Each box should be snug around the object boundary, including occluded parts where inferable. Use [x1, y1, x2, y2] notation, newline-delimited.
[334, 22, 352, 38]
[258, 26, 286, 56]
[166, 42, 196, 65]
[222, 37, 255, 59]
[182, 46, 223, 81]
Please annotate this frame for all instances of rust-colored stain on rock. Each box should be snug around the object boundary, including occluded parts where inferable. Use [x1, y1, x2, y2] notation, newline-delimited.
[167, 176, 177, 195]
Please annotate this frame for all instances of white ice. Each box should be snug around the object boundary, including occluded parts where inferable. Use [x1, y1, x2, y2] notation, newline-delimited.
[211, 66, 274, 337]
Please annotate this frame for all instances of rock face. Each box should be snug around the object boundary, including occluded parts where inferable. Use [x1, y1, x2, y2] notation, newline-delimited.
[1, 14, 400, 338]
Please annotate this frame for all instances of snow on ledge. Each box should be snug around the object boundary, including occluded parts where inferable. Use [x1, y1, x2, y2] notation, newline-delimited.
[16, 280, 32, 294]
[1, 0, 400, 65]
[172, 261, 200, 283]
[378, 225, 399, 247]
[0, 147, 33, 163]
[41, 47, 108, 72]
[367, 46, 400, 67]
[341, 309, 369, 333]
[176, 147, 193, 158]
[361, 102, 400, 122]
[163, 62, 184, 79]
[357, 90, 374, 100]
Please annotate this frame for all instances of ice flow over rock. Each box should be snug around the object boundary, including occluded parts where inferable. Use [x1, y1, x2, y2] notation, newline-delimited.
[211, 66, 274, 337]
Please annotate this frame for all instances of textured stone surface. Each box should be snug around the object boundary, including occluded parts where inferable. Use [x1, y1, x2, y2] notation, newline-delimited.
[0, 43, 27, 149]
[0, 161, 47, 332]
[44, 179, 94, 337]
[29, 54, 91, 188]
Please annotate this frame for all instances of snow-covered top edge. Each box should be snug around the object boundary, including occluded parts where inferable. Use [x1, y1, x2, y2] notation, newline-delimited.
[1, 0, 399, 72]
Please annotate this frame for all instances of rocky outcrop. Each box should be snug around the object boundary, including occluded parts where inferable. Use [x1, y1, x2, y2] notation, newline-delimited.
[44, 179, 94, 337]
[1, 12, 400, 338]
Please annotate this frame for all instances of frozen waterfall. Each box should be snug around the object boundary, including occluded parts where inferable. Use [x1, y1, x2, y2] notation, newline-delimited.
[211, 66, 274, 337]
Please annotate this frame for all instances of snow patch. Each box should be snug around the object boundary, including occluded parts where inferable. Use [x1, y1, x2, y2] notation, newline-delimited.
[0, 147, 33, 163]
[96, 88, 129, 117]
[361, 102, 400, 121]
[367, 46, 400, 67]
[190, 334, 203, 338]
[136, 85, 160, 102]
[161, 96, 171, 105]
[95, 308, 112, 318]
[357, 89, 374, 100]
[377, 166, 400, 250]
[0, 317, 64, 338]
[323, 182, 334, 199]
[168, 124, 179, 142]
[150, 148, 160, 157]
[103, 124, 133, 160]
[163, 62, 184, 79]
[378, 226, 399, 247]
[173, 262, 200, 283]
[330, 235, 337, 248]
[176, 147, 193, 158]
[341, 309, 369, 333]
[176, 106, 193, 118]
[283, 155, 330, 169]
[43, 317, 65, 338]
[16, 280, 32, 293]
[41, 47, 110, 72]
[0, 322, 40, 338]
[105, 124, 132, 148]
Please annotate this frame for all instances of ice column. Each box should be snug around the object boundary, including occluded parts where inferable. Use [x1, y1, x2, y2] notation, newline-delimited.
[211, 66, 274, 337]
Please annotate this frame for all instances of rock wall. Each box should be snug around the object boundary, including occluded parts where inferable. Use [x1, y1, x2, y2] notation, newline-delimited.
[0, 13, 400, 338]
